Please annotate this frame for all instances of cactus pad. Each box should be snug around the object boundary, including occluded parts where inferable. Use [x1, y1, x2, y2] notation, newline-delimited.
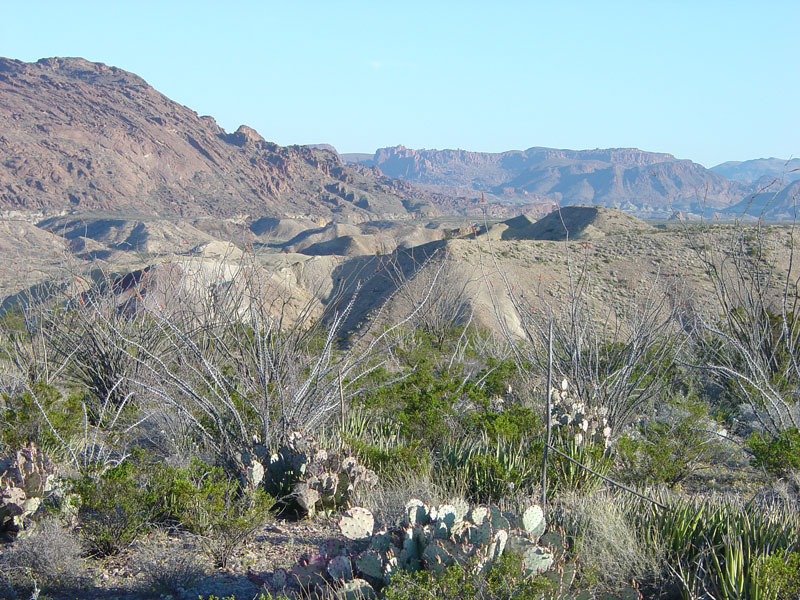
[356, 549, 384, 580]
[336, 578, 377, 600]
[521, 546, 554, 575]
[521, 505, 546, 539]
[339, 507, 374, 541]
[423, 541, 455, 574]
[469, 505, 489, 526]
[328, 555, 353, 582]
[404, 498, 429, 526]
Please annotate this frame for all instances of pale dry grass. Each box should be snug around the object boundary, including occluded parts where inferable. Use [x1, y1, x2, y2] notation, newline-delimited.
[553, 491, 665, 593]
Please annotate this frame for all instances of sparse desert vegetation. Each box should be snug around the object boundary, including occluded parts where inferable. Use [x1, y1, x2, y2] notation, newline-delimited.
[1, 210, 799, 600]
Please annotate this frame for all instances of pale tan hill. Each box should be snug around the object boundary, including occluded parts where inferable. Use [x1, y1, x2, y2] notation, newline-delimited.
[284, 223, 364, 253]
[300, 234, 385, 257]
[525, 206, 653, 240]
[187, 240, 245, 261]
[249, 217, 320, 242]
[37, 216, 215, 254]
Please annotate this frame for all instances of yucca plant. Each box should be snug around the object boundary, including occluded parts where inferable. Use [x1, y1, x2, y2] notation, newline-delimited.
[626, 493, 800, 600]
[438, 432, 538, 502]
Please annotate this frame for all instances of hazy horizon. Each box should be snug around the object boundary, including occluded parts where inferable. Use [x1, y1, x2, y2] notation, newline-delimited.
[3, 1, 798, 168]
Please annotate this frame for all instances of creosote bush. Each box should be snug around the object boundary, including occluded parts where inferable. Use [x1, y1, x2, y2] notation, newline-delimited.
[748, 427, 800, 477]
[615, 394, 723, 487]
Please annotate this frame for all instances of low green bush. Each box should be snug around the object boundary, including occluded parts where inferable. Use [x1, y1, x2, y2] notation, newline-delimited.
[382, 553, 556, 600]
[177, 463, 274, 567]
[0, 382, 83, 455]
[72, 452, 273, 559]
[754, 551, 800, 600]
[72, 456, 160, 556]
[748, 427, 800, 477]
[615, 396, 720, 487]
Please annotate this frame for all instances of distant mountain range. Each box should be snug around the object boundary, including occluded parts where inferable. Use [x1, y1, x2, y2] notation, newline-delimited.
[342, 146, 770, 218]
[710, 158, 800, 185]
[0, 56, 797, 222]
[0, 57, 439, 221]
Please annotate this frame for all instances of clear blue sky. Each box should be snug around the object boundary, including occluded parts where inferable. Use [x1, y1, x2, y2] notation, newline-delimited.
[1, 1, 798, 167]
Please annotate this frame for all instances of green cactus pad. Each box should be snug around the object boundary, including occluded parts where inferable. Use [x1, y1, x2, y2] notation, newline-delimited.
[506, 534, 537, 555]
[327, 555, 353, 581]
[467, 520, 493, 546]
[368, 531, 392, 553]
[423, 541, 455, 574]
[336, 578, 377, 600]
[432, 520, 450, 539]
[356, 549, 384, 580]
[521, 546, 554, 575]
[339, 507, 374, 541]
[488, 508, 510, 532]
[404, 499, 429, 526]
[435, 504, 458, 529]
[539, 530, 565, 558]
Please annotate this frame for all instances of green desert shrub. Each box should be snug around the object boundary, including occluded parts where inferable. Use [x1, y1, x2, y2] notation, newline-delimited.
[753, 551, 800, 600]
[615, 395, 722, 487]
[180, 477, 273, 567]
[71, 452, 270, 558]
[748, 427, 800, 477]
[0, 382, 83, 455]
[71, 457, 161, 556]
[382, 553, 557, 600]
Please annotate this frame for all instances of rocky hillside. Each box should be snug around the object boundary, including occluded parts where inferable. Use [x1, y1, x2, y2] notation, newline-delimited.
[0, 57, 438, 221]
[711, 158, 800, 185]
[343, 145, 753, 217]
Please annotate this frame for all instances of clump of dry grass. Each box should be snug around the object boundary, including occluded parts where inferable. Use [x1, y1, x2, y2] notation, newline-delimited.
[353, 467, 445, 526]
[0, 518, 88, 595]
[132, 532, 206, 597]
[553, 491, 665, 594]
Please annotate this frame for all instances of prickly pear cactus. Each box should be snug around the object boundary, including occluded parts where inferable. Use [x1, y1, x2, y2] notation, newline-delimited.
[265, 431, 377, 517]
[550, 378, 612, 448]
[282, 496, 564, 597]
[340, 507, 375, 541]
[0, 443, 56, 535]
